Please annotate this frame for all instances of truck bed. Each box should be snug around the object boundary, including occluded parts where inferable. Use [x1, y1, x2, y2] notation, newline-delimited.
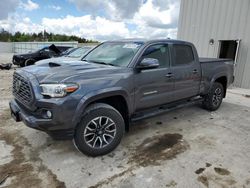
[199, 57, 233, 63]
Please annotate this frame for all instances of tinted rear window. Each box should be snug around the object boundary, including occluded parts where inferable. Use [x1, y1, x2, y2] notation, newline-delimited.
[172, 45, 194, 66]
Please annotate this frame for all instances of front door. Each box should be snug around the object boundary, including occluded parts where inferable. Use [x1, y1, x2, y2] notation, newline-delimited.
[134, 43, 174, 111]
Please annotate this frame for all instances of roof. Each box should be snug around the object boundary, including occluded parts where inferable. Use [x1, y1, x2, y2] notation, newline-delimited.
[107, 38, 190, 45]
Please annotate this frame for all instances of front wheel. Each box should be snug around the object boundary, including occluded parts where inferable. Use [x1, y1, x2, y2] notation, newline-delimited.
[25, 59, 35, 66]
[202, 82, 224, 111]
[74, 103, 125, 156]
[19, 62, 25, 67]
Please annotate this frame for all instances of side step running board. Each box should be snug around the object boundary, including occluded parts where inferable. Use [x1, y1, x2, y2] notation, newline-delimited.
[131, 97, 204, 122]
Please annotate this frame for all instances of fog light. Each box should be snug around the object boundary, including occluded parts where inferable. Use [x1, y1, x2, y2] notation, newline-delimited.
[46, 110, 52, 118]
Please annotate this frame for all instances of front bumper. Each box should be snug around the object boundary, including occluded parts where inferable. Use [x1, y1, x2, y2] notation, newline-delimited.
[9, 99, 75, 140]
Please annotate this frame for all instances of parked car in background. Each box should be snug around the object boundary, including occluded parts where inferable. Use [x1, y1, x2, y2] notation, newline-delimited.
[12, 44, 72, 67]
[10, 39, 234, 156]
[35, 46, 94, 65]
[64, 46, 94, 58]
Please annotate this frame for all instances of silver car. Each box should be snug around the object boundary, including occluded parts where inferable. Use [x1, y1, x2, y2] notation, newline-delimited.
[35, 46, 94, 65]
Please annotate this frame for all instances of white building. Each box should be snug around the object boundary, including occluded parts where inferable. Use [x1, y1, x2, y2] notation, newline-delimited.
[177, 0, 250, 88]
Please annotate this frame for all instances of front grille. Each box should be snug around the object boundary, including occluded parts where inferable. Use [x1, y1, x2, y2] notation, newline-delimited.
[13, 72, 33, 105]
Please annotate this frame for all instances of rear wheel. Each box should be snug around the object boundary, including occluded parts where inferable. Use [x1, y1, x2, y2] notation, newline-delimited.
[202, 82, 224, 111]
[74, 103, 125, 156]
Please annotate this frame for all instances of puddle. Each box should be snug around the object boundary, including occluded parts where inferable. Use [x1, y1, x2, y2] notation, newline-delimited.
[243, 94, 250, 98]
[0, 127, 42, 187]
[195, 168, 205, 174]
[0, 110, 65, 188]
[195, 164, 236, 188]
[166, 180, 177, 187]
[197, 175, 209, 187]
[128, 133, 189, 167]
[214, 167, 230, 175]
[89, 133, 189, 188]
[206, 163, 212, 167]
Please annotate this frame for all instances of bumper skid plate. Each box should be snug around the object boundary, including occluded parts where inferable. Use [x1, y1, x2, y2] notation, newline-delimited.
[10, 102, 22, 122]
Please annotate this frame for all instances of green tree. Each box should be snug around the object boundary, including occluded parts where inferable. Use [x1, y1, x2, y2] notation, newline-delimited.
[0, 29, 98, 43]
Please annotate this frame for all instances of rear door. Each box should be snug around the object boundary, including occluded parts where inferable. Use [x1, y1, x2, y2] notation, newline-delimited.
[134, 43, 174, 111]
[170, 44, 201, 101]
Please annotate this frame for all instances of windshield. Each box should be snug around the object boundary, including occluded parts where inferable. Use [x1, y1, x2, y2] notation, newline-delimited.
[83, 42, 143, 67]
[67, 47, 92, 58]
[60, 48, 74, 55]
[35, 47, 48, 53]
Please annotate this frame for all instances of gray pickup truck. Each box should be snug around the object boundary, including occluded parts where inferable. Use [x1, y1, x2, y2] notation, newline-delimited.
[9, 39, 234, 156]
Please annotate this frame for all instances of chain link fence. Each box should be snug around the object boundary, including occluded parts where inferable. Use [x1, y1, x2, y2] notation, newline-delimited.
[13, 41, 78, 53]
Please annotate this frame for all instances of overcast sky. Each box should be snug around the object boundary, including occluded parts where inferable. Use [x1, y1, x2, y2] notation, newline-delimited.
[0, 0, 180, 41]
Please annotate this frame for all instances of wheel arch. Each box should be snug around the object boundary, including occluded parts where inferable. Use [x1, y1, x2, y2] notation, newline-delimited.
[73, 89, 131, 132]
[210, 74, 228, 98]
[25, 58, 36, 66]
[214, 76, 227, 97]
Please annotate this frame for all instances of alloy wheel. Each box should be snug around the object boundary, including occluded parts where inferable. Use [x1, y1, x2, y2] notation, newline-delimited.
[212, 88, 222, 107]
[83, 116, 116, 148]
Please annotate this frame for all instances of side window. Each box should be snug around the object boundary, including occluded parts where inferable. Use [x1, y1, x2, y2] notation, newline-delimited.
[141, 44, 170, 67]
[172, 45, 194, 66]
[49, 49, 56, 56]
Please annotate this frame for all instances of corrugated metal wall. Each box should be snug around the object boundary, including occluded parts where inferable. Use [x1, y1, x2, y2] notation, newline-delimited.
[178, 0, 250, 88]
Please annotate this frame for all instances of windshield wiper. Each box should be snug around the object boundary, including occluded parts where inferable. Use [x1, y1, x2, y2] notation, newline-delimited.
[83, 60, 116, 66]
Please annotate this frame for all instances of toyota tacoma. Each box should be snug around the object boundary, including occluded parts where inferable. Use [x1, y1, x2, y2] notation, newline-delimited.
[9, 39, 234, 156]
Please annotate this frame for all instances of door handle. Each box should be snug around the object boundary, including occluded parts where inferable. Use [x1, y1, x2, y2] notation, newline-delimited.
[165, 73, 173, 78]
[193, 69, 198, 74]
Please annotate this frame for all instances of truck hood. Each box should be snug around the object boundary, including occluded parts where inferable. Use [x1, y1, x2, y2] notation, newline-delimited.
[20, 60, 122, 83]
[35, 57, 80, 65]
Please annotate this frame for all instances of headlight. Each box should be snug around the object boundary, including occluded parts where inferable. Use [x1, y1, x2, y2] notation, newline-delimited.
[40, 83, 78, 97]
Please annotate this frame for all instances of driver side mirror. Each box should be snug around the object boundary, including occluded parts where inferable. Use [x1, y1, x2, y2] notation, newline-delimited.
[137, 58, 159, 70]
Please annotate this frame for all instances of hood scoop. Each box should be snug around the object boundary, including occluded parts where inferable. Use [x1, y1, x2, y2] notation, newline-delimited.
[48, 62, 61, 67]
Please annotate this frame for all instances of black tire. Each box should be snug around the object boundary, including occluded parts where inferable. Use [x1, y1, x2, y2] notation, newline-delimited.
[202, 82, 224, 111]
[25, 59, 35, 66]
[19, 62, 25, 67]
[74, 103, 125, 156]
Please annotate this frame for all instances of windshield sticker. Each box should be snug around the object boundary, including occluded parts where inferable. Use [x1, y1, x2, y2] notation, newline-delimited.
[123, 43, 141, 49]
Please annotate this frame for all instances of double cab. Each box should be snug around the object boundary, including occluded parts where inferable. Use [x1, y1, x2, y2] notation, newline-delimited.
[10, 39, 234, 156]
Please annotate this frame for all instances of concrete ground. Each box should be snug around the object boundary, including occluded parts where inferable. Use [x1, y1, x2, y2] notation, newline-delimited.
[0, 54, 250, 188]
